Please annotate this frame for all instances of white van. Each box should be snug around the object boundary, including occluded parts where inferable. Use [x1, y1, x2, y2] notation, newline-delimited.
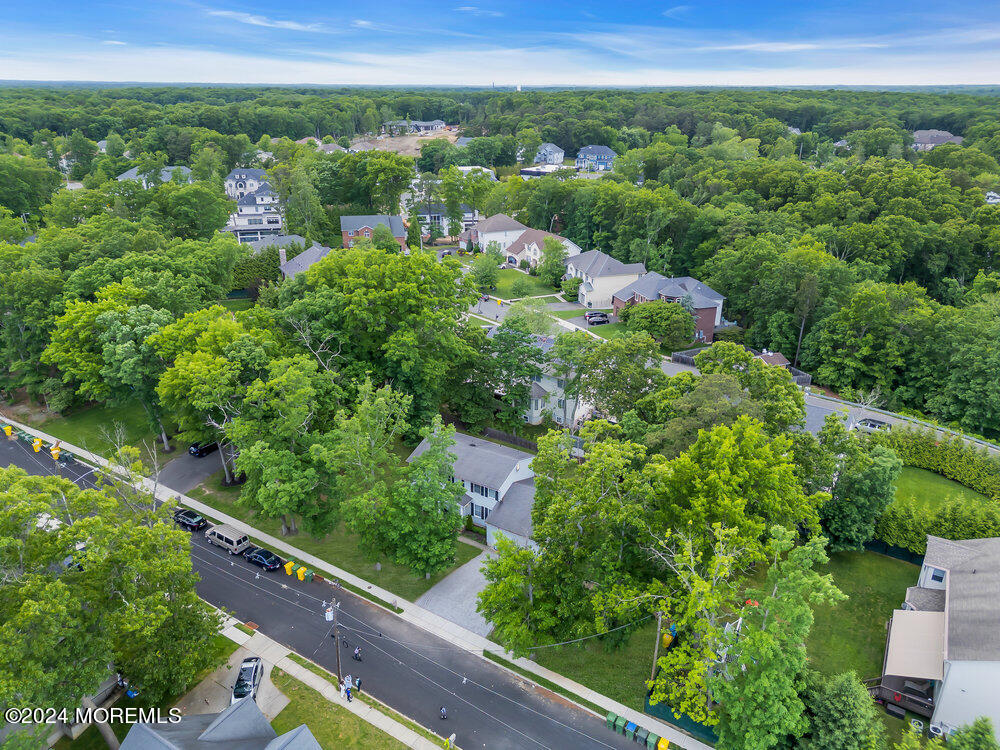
[205, 524, 250, 555]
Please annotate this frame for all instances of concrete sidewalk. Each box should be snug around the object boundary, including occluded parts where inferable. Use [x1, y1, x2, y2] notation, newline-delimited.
[222, 622, 443, 750]
[0, 415, 711, 750]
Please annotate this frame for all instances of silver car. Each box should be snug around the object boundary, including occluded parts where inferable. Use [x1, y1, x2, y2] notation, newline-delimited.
[854, 418, 891, 433]
[231, 657, 263, 704]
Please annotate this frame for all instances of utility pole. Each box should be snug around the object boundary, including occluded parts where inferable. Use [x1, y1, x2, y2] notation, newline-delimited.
[325, 602, 343, 684]
[650, 611, 663, 683]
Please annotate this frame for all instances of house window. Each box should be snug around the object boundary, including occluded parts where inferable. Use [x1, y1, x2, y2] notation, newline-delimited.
[557, 398, 565, 409]
[471, 503, 490, 520]
[349, 230, 354, 236]
[266, 218, 280, 225]
[470, 483, 492, 498]
[557, 378, 566, 389]
[248, 218, 263, 225]
[364, 230, 371, 237]
[930, 567, 945, 583]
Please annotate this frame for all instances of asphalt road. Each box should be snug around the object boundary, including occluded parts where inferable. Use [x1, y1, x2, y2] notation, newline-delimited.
[2, 436, 638, 750]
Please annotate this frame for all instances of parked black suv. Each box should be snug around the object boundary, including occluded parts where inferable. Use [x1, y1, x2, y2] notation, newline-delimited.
[244, 546, 283, 571]
[173, 508, 208, 531]
[586, 312, 610, 325]
[188, 442, 219, 458]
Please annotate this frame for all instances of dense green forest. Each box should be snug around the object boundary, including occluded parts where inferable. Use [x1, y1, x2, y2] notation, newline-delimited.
[0, 85, 998, 440]
[2, 85, 999, 750]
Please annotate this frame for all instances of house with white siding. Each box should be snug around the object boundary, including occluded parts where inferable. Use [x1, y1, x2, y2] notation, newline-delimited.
[225, 168, 269, 199]
[872, 535, 1000, 741]
[406, 435, 536, 550]
[224, 182, 283, 242]
[534, 143, 565, 164]
[564, 250, 645, 308]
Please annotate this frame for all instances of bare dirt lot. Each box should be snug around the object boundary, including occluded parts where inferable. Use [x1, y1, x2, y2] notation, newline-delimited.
[351, 130, 459, 157]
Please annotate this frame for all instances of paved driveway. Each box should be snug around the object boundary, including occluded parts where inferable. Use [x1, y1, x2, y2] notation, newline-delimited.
[155, 451, 222, 494]
[415, 551, 494, 637]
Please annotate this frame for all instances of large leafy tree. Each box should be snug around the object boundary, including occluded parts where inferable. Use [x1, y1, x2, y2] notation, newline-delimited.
[347, 417, 465, 577]
[799, 670, 886, 750]
[621, 300, 695, 349]
[537, 236, 568, 288]
[0, 467, 224, 711]
[278, 246, 476, 426]
[580, 332, 665, 420]
[710, 528, 845, 750]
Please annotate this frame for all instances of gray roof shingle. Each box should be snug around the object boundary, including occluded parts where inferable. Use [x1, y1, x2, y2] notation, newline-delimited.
[227, 168, 268, 181]
[566, 250, 645, 278]
[280, 243, 333, 278]
[612, 273, 724, 309]
[487, 478, 536, 539]
[576, 145, 617, 158]
[473, 214, 528, 234]
[905, 586, 946, 612]
[339, 214, 406, 236]
[923, 535, 1000, 661]
[407, 435, 532, 491]
[117, 165, 191, 183]
[243, 234, 309, 253]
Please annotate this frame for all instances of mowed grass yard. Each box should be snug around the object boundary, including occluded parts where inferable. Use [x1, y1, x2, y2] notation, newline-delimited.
[534, 551, 917, 713]
[893, 466, 988, 509]
[494, 269, 557, 299]
[7, 399, 162, 458]
[270, 669, 408, 750]
[188, 470, 480, 602]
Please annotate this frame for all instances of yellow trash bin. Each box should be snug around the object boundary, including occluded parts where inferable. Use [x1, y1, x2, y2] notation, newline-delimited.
[657, 737, 671, 750]
[284, 560, 296, 575]
[296, 566, 306, 581]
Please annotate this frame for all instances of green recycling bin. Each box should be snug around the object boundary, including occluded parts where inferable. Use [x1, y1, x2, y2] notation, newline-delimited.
[304, 569, 314, 582]
[606, 712, 617, 730]
[614, 716, 627, 734]
[646, 732, 661, 749]
[625, 721, 637, 740]
[635, 727, 649, 745]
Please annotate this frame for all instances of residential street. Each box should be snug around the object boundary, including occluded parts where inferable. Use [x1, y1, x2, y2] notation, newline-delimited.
[1, 436, 640, 750]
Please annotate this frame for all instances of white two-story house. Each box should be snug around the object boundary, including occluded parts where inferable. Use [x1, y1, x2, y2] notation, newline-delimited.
[225, 168, 269, 199]
[486, 327, 582, 428]
[406, 435, 537, 550]
[502, 228, 582, 268]
[564, 250, 646, 308]
[465, 214, 529, 252]
[224, 182, 283, 242]
[873, 535, 1000, 741]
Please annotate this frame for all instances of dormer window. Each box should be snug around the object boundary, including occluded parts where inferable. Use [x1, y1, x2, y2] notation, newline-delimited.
[930, 567, 945, 583]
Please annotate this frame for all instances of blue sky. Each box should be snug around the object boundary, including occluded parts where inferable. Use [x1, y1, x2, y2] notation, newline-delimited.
[2, 1, 1000, 85]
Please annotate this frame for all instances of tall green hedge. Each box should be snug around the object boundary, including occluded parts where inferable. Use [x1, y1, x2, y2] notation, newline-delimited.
[875, 497, 1000, 555]
[870, 428, 1000, 500]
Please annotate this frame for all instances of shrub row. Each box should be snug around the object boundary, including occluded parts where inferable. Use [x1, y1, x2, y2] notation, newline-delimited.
[875, 497, 1000, 555]
[869, 428, 1000, 500]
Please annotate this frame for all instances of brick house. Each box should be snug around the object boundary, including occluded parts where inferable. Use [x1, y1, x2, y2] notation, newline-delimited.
[339, 214, 407, 250]
[611, 273, 725, 343]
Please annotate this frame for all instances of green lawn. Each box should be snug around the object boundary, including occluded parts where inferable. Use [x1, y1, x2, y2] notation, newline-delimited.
[534, 619, 658, 711]
[219, 297, 254, 312]
[188, 470, 480, 602]
[535, 551, 917, 715]
[54, 633, 239, 749]
[31, 400, 160, 457]
[807, 551, 917, 679]
[494, 269, 557, 299]
[270, 668, 408, 750]
[893, 466, 988, 509]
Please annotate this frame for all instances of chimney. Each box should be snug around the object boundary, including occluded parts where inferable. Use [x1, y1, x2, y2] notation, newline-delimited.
[278, 247, 287, 265]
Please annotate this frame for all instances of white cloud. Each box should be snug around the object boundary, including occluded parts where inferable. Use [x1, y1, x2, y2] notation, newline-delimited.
[101, 40, 127, 46]
[205, 10, 327, 32]
[454, 6, 503, 17]
[352, 19, 374, 28]
[697, 40, 887, 52]
[662, 5, 691, 19]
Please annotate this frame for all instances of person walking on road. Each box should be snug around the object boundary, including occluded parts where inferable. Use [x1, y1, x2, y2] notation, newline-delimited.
[346, 686, 353, 702]
[440, 706, 447, 720]
[353, 646, 362, 661]
[339, 681, 346, 700]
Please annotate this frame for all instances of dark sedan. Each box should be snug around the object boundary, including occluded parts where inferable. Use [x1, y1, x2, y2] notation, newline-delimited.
[173, 508, 208, 531]
[244, 546, 283, 571]
[188, 442, 219, 458]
